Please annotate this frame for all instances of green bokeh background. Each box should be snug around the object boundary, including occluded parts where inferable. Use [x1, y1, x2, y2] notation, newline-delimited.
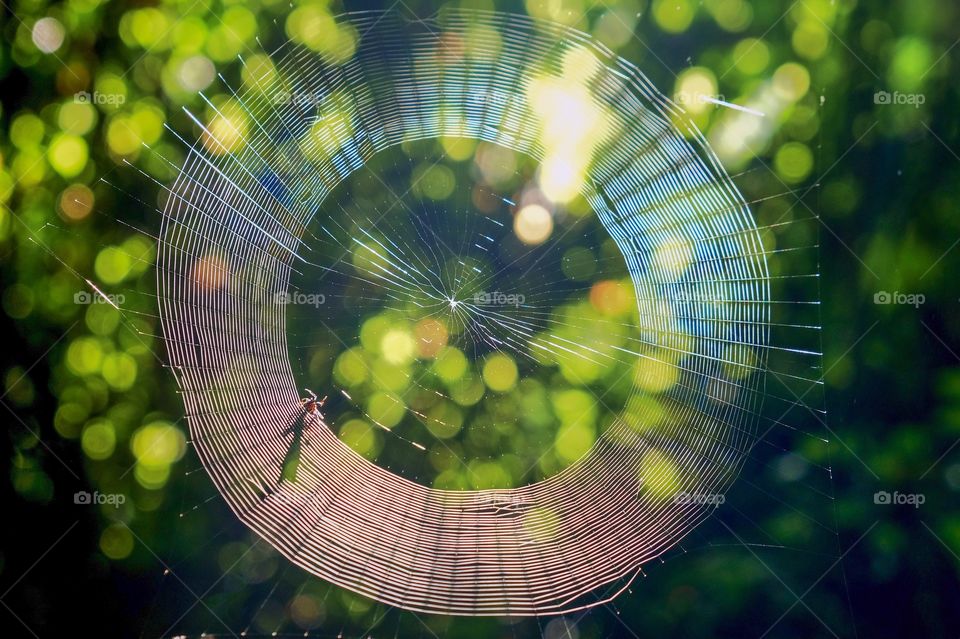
[2, 0, 959, 637]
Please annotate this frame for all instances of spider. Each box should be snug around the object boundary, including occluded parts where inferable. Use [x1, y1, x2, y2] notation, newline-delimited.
[277, 389, 329, 486]
[300, 388, 327, 419]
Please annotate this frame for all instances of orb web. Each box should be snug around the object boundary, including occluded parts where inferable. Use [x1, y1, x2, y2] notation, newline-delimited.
[158, 9, 777, 616]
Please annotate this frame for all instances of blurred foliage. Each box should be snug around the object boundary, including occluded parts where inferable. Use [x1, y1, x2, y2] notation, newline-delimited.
[2, 0, 960, 637]
[283, 137, 643, 490]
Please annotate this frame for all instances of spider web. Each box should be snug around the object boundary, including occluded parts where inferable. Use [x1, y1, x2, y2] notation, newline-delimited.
[136, 7, 832, 626]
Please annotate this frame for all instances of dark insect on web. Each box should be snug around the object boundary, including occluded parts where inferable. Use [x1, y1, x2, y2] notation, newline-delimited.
[300, 387, 327, 420]
[278, 388, 327, 485]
